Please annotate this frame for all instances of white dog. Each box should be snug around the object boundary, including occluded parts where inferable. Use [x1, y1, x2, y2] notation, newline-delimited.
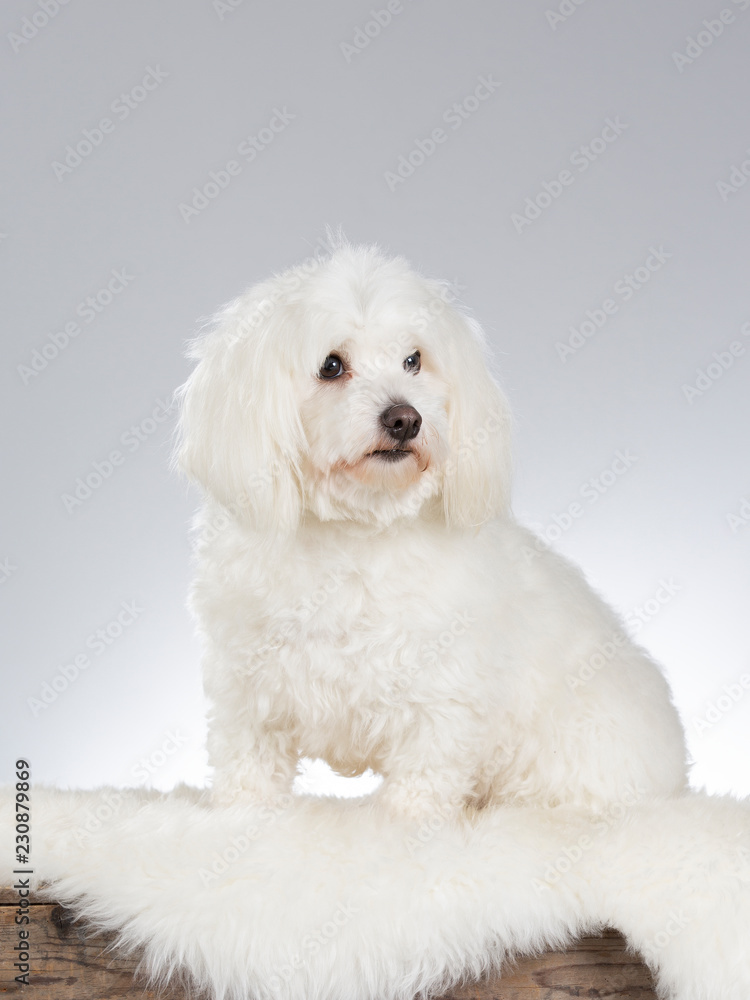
[176, 241, 688, 820]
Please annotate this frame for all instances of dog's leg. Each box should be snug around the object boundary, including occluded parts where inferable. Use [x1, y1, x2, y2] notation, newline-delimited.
[208, 715, 298, 808]
[377, 770, 473, 824]
[376, 718, 484, 823]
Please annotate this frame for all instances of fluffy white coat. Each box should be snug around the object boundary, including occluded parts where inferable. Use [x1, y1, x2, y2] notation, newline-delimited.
[176, 242, 687, 818]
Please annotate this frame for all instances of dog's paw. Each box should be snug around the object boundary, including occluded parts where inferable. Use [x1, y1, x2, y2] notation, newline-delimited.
[210, 776, 291, 811]
[376, 773, 464, 825]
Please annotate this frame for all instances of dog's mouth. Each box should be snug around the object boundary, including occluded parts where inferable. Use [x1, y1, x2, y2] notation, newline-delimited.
[365, 449, 413, 462]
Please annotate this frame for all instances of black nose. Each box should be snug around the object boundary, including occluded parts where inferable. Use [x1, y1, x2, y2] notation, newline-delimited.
[380, 403, 422, 442]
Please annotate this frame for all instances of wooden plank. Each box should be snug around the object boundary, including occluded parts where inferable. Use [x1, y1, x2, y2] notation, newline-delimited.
[0, 891, 657, 999]
[0, 890, 27, 906]
[443, 931, 657, 998]
[0, 901, 187, 999]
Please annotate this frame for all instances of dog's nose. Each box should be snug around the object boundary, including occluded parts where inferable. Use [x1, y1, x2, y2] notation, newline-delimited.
[380, 403, 422, 442]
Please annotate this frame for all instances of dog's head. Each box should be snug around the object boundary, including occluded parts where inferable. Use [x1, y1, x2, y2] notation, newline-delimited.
[176, 242, 512, 533]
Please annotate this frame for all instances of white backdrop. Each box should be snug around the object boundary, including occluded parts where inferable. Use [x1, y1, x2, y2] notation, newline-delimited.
[1, 0, 748, 797]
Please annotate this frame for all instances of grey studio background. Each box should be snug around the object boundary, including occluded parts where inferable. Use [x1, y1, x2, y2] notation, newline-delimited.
[1, 0, 748, 798]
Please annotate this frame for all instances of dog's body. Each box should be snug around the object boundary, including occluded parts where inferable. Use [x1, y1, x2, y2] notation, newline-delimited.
[178, 242, 688, 819]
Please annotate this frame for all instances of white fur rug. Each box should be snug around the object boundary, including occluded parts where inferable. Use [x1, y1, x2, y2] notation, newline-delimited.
[2, 785, 750, 1000]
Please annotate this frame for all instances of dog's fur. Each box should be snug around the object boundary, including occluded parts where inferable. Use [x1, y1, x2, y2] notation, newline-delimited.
[176, 241, 688, 819]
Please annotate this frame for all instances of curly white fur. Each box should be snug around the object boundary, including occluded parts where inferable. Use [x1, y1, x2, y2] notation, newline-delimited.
[175, 240, 688, 819]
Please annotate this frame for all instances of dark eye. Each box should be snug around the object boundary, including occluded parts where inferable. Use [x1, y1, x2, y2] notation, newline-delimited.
[403, 351, 421, 373]
[319, 354, 345, 380]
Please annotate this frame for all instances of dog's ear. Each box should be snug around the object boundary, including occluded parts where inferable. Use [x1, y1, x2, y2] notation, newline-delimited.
[174, 292, 305, 534]
[440, 314, 513, 528]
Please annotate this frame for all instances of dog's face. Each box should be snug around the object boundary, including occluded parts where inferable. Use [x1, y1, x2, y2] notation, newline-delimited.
[177, 244, 512, 532]
[298, 318, 451, 524]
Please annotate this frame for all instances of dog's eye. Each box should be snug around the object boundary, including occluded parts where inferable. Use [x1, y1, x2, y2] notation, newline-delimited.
[319, 354, 345, 380]
[403, 351, 421, 374]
